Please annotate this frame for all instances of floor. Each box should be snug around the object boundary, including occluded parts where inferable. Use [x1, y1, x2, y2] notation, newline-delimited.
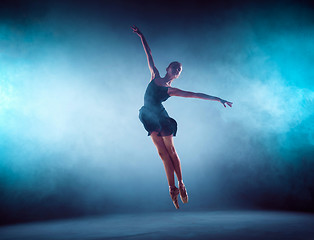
[1, 211, 314, 240]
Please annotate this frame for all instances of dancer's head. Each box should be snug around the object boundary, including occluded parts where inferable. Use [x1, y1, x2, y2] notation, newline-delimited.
[166, 61, 182, 79]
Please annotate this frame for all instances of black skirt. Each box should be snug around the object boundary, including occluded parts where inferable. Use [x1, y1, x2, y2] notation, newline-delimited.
[139, 106, 177, 136]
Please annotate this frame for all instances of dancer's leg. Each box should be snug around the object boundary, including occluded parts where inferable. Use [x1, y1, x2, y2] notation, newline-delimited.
[150, 132, 175, 187]
[162, 135, 182, 182]
[162, 134, 188, 203]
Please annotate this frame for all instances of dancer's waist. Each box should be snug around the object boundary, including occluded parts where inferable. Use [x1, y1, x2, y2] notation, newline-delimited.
[140, 104, 165, 113]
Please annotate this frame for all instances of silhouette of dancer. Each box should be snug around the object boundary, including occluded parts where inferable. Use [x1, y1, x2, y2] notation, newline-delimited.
[131, 25, 232, 209]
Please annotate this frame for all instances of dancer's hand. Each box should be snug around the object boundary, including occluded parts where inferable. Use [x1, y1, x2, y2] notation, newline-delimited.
[131, 25, 142, 37]
[220, 98, 233, 108]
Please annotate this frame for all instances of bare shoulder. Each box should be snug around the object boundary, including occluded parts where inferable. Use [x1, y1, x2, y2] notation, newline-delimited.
[151, 75, 164, 85]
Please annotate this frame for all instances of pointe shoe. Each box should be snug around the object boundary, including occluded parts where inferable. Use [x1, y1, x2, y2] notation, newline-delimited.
[169, 186, 180, 209]
[178, 181, 188, 203]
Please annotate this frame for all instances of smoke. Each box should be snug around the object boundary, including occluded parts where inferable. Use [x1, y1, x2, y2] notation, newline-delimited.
[1, 0, 314, 224]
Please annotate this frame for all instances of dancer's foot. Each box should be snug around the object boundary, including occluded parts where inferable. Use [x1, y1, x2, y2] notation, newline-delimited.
[178, 181, 188, 203]
[169, 186, 180, 209]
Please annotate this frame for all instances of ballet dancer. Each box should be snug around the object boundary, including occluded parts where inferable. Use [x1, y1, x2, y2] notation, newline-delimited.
[131, 25, 232, 209]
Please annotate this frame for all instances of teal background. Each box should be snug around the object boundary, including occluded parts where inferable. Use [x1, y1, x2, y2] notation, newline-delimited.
[0, 0, 313, 224]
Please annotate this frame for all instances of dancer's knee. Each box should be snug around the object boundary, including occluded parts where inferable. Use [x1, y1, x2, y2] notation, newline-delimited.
[167, 146, 176, 155]
[158, 149, 170, 160]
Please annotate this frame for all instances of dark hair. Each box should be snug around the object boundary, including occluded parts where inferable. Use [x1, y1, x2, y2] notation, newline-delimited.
[167, 61, 182, 69]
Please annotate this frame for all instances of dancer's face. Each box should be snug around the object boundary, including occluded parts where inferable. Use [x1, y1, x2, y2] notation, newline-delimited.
[167, 63, 182, 79]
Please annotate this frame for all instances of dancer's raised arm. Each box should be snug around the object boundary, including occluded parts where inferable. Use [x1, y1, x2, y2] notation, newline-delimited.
[131, 25, 160, 80]
[168, 88, 233, 108]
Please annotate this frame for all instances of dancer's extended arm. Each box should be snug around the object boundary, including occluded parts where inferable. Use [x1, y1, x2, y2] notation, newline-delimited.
[131, 25, 160, 80]
[168, 88, 233, 108]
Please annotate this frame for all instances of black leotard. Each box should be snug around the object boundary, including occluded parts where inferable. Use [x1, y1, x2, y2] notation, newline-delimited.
[139, 78, 177, 136]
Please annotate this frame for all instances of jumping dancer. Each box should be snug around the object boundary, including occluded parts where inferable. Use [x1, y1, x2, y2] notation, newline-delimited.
[131, 25, 232, 209]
